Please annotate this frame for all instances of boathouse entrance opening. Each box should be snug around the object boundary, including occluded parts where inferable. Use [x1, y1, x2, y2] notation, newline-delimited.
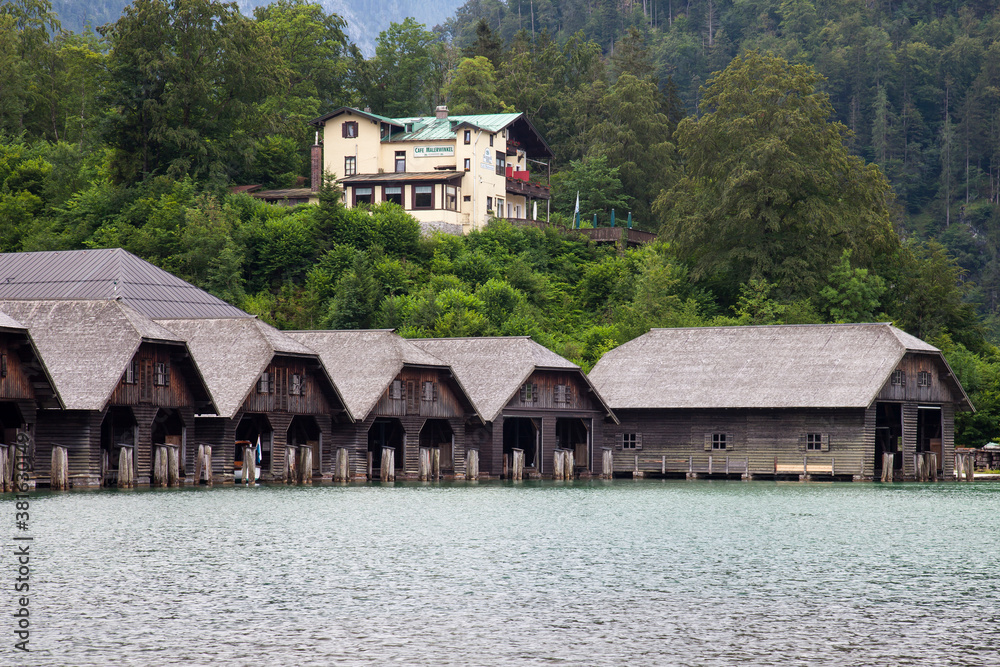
[100, 407, 136, 486]
[151, 409, 185, 478]
[287, 416, 321, 476]
[0, 402, 23, 446]
[917, 406, 943, 472]
[503, 417, 538, 469]
[419, 419, 454, 473]
[368, 418, 404, 472]
[875, 402, 903, 475]
[556, 417, 590, 471]
[236, 413, 272, 472]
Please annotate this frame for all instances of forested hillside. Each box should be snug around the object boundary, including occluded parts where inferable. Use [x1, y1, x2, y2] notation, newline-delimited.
[1, 0, 999, 444]
[48, 0, 464, 53]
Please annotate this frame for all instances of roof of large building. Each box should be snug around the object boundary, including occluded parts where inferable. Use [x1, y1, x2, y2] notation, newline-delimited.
[409, 336, 613, 423]
[154, 317, 329, 419]
[310, 107, 554, 157]
[588, 323, 972, 411]
[285, 329, 467, 422]
[0, 299, 193, 411]
[0, 310, 25, 332]
[0, 249, 250, 319]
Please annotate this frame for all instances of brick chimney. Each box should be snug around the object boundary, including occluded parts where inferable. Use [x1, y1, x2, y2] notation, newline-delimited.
[435, 105, 448, 119]
[311, 131, 322, 193]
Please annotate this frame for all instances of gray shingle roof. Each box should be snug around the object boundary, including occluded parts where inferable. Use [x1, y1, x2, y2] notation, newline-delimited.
[409, 336, 609, 423]
[0, 248, 249, 319]
[286, 329, 458, 422]
[0, 299, 187, 411]
[588, 323, 970, 410]
[0, 311, 25, 332]
[154, 318, 321, 419]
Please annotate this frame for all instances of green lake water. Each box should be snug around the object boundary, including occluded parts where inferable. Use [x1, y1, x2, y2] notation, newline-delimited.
[3, 480, 999, 665]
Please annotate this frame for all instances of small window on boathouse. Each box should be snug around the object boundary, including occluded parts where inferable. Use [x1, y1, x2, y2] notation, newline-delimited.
[620, 433, 641, 450]
[520, 382, 538, 403]
[153, 362, 170, 387]
[258, 371, 274, 394]
[891, 370, 906, 387]
[918, 371, 931, 387]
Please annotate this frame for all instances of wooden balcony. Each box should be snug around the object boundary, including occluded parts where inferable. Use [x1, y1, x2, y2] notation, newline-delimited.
[505, 177, 551, 200]
[502, 219, 656, 247]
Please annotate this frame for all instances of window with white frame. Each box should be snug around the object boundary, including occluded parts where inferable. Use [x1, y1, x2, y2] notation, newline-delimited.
[344, 156, 356, 176]
[444, 185, 458, 211]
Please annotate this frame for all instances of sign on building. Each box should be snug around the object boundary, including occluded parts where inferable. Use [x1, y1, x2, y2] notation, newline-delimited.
[481, 148, 494, 170]
[413, 145, 455, 158]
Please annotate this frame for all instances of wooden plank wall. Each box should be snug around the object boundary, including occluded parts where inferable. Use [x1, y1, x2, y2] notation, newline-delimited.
[109, 343, 197, 408]
[192, 416, 236, 481]
[603, 408, 870, 477]
[503, 371, 597, 412]
[34, 411, 97, 486]
[901, 403, 918, 478]
[241, 357, 333, 415]
[877, 353, 956, 404]
[943, 403, 955, 477]
[0, 334, 37, 401]
[371, 367, 467, 419]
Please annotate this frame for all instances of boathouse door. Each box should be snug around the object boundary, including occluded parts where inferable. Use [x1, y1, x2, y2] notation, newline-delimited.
[368, 418, 404, 473]
[917, 406, 943, 472]
[875, 402, 903, 476]
[503, 418, 538, 469]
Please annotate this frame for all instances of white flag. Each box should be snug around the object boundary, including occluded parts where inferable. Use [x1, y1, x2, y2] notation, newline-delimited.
[574, 191, 580, 216]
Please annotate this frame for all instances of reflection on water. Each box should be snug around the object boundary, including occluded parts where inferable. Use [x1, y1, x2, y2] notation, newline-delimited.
[6, 480, 1000, 665]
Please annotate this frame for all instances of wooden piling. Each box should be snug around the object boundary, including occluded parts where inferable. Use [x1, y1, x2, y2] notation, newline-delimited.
[381, 446, 395, 482]
[881, 453, 894, 482]
[334, 447, 350, 482]
[0, 444, 11, 492]
[503, 453, 509, 479]
[166, 446, 180, 487]
[965, 454, 975, 482]
[418, 446, 431, 481]
[466, 448, 479, 480]
[553, 449, 564, 479]
[118, 447, 133, 488]
[299, 447, 313, 484]
[432, 447, 441, 481]
[511, 448, 524, 481]
[367, 451, 373, 480]
[51, 445, 68, 490]
[601, 447, 613, 479]
[565, 449, 574, 479]
[243, 444, 256, 484]
[285, 446, 297, 483]
[928, 452, 938, 482]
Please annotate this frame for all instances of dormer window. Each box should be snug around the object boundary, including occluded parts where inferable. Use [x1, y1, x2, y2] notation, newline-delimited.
[405, 123, 413, 133]
[342, 121, 358, 138]
[464, 129, 471, 144]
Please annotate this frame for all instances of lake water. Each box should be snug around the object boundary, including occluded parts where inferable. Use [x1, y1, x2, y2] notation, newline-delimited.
[4, 480, 1000, 666]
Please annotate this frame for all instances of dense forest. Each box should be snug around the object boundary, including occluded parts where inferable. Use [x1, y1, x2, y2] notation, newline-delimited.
[1, 0, 999, 445]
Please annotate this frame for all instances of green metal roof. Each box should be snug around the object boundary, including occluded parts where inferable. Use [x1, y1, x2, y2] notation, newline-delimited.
[386, 113, 523, 142]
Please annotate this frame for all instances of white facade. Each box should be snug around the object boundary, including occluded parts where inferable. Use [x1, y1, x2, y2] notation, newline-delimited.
[313, 107, 552, 234]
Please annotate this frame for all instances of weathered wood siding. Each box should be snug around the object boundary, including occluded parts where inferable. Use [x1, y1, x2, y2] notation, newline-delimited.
[239, 357, 333, 415]
[371, 367, 467, 418]
[109, 342, 198, 408]
[192, 416, 236, 482]
[503, 370, 598, 412]
[34, 410, 100, 487]
[603, 408, 870, 477]
[877, 352, 957, 404]
[0, 333, 37, 401]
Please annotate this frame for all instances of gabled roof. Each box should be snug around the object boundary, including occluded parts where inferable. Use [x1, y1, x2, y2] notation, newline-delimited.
[310, 106, 554, 157]
[409, 336, 615, 423]
[0, 310, 25, 332]
[154, 317, 331, 419]
[0, 248, 250, 319]
[0, 299, 191, 411]
[588, 323, 973, 411]
[285, 329, 472, 422]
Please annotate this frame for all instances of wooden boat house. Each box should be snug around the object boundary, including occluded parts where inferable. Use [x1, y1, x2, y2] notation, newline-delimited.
[588, 324, 973, 481]
[410, 337, 617, 478]
[286, 330, 479, 480]
[0, 311, 58, 490]
[154, 318, 347, 483]
[0, 299, 215, 488]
